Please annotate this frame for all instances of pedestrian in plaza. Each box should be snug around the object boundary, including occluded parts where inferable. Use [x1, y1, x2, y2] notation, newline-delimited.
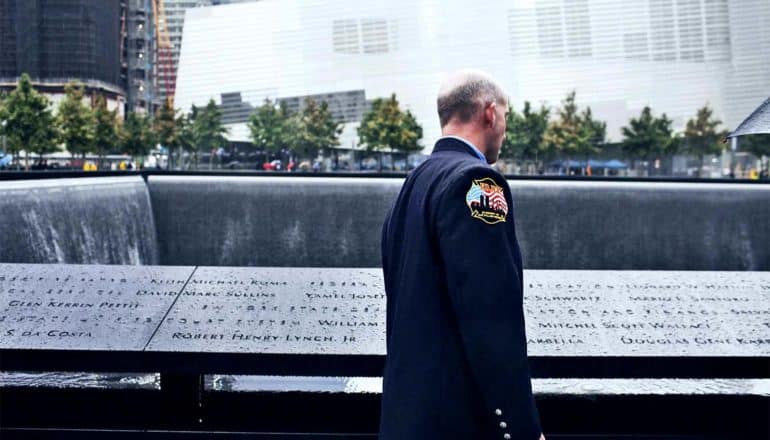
[379, 70, 544, 440]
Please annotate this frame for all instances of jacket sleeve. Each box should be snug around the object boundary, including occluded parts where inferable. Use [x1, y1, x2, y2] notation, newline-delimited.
[434, 166, 541, 440]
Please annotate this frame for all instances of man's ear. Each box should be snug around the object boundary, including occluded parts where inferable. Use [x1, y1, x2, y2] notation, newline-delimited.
[485, 102, 497, 128]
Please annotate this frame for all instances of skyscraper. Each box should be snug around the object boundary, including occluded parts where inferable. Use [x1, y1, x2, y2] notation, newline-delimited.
[123, 0, 158, 114]
[0, 0, 160, 115]
[0, 0, 126, 113]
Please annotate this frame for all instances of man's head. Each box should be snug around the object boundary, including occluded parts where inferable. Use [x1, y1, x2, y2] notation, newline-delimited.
[437, 70, 508, 164]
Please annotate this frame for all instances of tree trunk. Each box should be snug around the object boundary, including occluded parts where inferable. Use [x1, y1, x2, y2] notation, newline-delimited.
[24, 150, 29, 171]
[698, 154, 704, 178]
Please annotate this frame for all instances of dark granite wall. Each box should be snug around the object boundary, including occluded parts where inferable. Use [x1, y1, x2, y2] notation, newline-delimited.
[1, 176, 767, 270]
[147, 176, 402, 267]
[147, 176, 769, 270]
[510, 180, 770, 270]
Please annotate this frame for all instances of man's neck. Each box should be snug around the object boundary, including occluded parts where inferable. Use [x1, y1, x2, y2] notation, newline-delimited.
[441, 130, 485, 155]
[442, 134, 487, 163]
[440, 132, 487, 162]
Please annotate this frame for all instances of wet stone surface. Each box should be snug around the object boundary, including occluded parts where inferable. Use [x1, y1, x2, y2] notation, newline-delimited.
[147, 267, 386, 354]
[1, 265, 768, 357]
[524, 270, 770, 356]
[0, 263, 194, 350]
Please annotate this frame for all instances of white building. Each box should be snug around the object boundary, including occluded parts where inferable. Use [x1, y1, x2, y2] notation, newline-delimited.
[174, 0, 770, 151]
[159, 0, 259, 104]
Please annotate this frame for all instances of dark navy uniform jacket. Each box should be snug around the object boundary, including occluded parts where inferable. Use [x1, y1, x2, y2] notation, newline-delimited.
[379, 137, 541, 440]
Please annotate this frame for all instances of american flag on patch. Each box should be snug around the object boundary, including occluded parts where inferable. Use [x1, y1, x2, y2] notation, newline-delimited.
[487, 190, 507, 213]
[465, 178, 508, 218]
[466, 183, 484, 205]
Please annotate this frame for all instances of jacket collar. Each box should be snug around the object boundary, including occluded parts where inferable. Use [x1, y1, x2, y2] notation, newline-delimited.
[432, 136, 488, 163]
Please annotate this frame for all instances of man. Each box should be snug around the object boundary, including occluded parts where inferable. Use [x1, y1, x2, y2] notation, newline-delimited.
[379, 70, 544, 440]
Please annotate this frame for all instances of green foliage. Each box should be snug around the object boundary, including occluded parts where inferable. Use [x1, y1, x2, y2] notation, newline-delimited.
[501, 101, 549, 160]
[538, 91, 607, 175]
[683, 104, 727, 157]
[580, 107, 606, 153]
[153, 100, 180, 150]
[176, 111, 195, 153]
[0, 91, 8, 151]
[57, 82, 94, 158]
[3, 73, 59, 162]
[739, 134, 770, 158]
[683, 104, 728, 176]
[357, 93, 423, 154]
[294, 99, 342, 160]
[399, 110, 423, 154]
[0, 91, 6, 120]
[621, 106, 679, 159]
[93, 95, 120, 158]
[190, 99, 228, 154]
[739, 134, 770, 176]
[122, 112, 155, 158]
[248, 98, 297, 154]
[543, 91, 605, 161]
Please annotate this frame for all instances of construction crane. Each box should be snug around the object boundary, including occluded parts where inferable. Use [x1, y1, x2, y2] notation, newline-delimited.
[152, 0, 175, 107]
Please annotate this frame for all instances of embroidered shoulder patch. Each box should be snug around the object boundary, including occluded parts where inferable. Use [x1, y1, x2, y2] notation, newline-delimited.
[465, 177, 508, 224]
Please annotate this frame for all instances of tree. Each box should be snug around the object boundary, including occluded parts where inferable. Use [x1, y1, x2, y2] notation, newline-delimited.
[294, 98, 342, 161]
[0, 91, 8, 157]
[0, 91, 8, 156]
[683, 104, 727, 177]
[397, 110, 423, 157]
[3, 73, 58, 169]
[122, 112, 155, 160]
[358, 93, 423, 170]
[93, 95, 120, 167]
[175, 110, 196, 169]
[543, 91, 605, 175]
[621, 106, 679, 175]
[502, 101, 550, 172]
[580, 107, 606, 156]
[153, 100, 181, 169]
[739, 134, 770, 177]
[191, 99, 229, 168]
[57, 82, 94, 160]
[248, 98, 297, 159]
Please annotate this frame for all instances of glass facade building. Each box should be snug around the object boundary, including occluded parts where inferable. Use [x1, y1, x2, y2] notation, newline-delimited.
[0, 0, 128, 114]
[0, 0, 122, 90]
[174, 0, 770, 149]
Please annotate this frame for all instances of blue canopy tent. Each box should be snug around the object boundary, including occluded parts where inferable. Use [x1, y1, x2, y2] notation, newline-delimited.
[546, 159, 628, 174]
[601, 159, 628, 169]
[0, 154, 12, 168]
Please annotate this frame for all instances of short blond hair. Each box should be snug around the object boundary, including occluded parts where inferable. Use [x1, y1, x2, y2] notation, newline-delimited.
[437, 70, 507, 127]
